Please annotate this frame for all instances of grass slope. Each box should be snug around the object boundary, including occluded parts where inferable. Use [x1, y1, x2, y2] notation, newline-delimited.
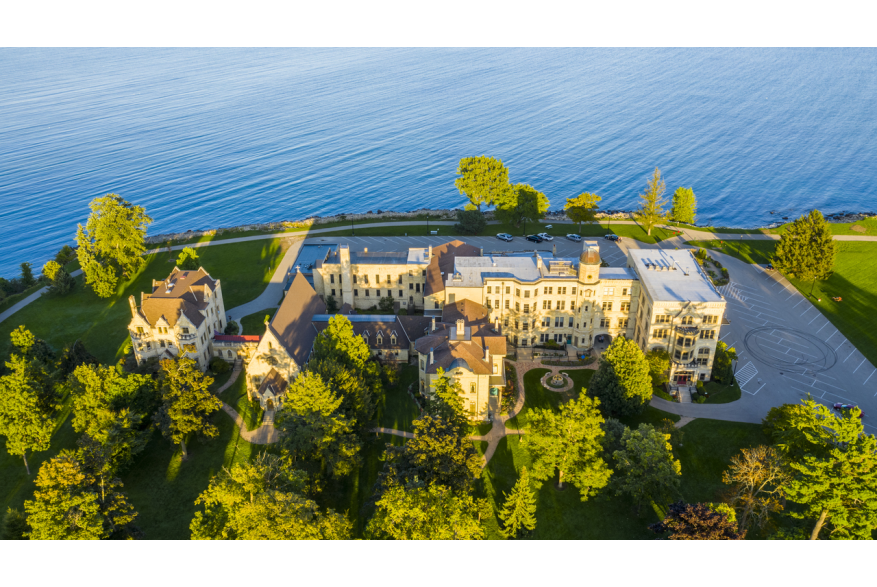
[687, 239, 777, 265]
[239, 307, 277, 336]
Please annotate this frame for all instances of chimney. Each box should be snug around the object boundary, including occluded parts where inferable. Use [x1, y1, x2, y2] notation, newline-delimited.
[552, 243, 557, 257]
[494, 316, 500, 333]
[428, 245, 433, 259]
[480, 247, 483, 257]
[456, 319, 465, 338]
[429, 347, 434, 365]
[431, 316, 436, 332]
[128, 295, 137, 317]
[485, 346, 490, 362]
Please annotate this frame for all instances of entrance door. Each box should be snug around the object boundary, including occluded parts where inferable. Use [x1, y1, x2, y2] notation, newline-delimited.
[675, 373, 689, 385]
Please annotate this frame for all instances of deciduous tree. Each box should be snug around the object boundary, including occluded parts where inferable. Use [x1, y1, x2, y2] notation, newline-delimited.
[650, 501, 743, 540]
[722, 445, 789, 532]
[645, 347, 670, 387]
[634, 167, 667, 236]
[275, 371, 361, 478]
[19, 262, 36, 288]
[588, 336, 653, 417]
[0, 355, 54, 474]
[670, 187, 697, 224]
[176, 247, 201, 271]
[190, 453, 351, 540]
[454, 209, 487, 235]
[498, 466, 537, 538]
[75, 194, 153, 298]
[425, 368, 469, 434]
[313, 314, 372, 371]
[611, 424, 681, 515]
[525, 395, 611, 500]
[773, 210, 837, 296]
[155, 358, 221, 460]
[710, 340, 738, 384]
[494, 183, 550, 234]
[454, 155, 512, 212]
[564, 192, 601, 230]
[366, 483, 485, 540]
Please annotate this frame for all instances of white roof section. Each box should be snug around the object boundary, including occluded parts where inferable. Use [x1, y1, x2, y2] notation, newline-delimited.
[598, 267, 637, 280]
[629, 249, 724, 303]
[407, 248, 430, 264]
[449, 254, 582, 287]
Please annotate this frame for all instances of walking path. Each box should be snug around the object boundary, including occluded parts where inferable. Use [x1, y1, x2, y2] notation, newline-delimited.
[225, 238, 304, 324]
[0, 269, 82, 326]
[215, 362, 280, 444]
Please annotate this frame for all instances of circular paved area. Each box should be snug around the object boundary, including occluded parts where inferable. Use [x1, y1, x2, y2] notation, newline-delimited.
[743, 326, 838, 374]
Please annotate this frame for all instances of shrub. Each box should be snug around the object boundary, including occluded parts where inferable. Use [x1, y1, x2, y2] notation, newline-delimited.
[210, 356, 231, 374]
[47, 268, 75, 296]
[223, 321, 240, 335]
[654, 387, 675, 402]
[695, 395, 707, 404]
[55, 244, 77, 266]
[19, 262, 35, 288]
[325, 295, 339, 313]
[176, 247, 201, 270]
[454, 209, 486, 235]
[378, 296, 395, 313]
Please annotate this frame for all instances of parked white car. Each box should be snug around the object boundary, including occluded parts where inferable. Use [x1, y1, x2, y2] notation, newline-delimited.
[496, 233, 514, 242]
[537, 232, 554, 241]
[566, 233, 582, 242]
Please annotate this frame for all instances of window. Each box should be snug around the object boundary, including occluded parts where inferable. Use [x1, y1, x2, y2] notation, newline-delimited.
[653, 328, 669, 339]
[622, 288, 629, 296]
[366, 290, 370, 297]
[600, 318, 611, 328]
[568, 317, 574, 327]
[487, 286, 492, 294]
[571, 287, 577, 295]
[542, 300, 551, 310]
[331, 288, 336, 296]
[376, 334, 383, 345]
[422, 270, 426, 276]
[584, 289, 592, 297]
[504, 318, 509, 327]
[470, 383, 476, 394]
[682, 316, 694, 325]
[603, 287, 615, 296]
[602, 301, 613, 311]
[354, 289, 359, 296]
[505, 286, 510, 294]
[387, 275, 391, 284]
[136, 326, 144, 334]
[391, 335, 397, 345]
[655, 314, 671, 324]
[505, 300, 510, 309]
[554, 317, 563, 327]
[399, 290, 403, 297]
[435, 301, 440, 309]
[409, 283, 413, 290]
[268, 342, 273, 350]
[515, 321, 519, 330]
[544, 286, 552, 294]
[363, 333, 369, 343]
[558, 300, 566, 310]
[621, 302, 630, 312]
[619, 318, 629, 328]
[376, 289, 381, 297]
[697, 347, 710, 365]
[570, 301, 576, 311]
[515, 302, 521, 312]
[160, 341, 166, 348]
[415, 284, 420, 292]
[524, 290, 530, 298]
[330, 274, 335, 284]
[558, 287, 567, 295]
[522, 320, 529, 330]
[542, 317, 550, 327]
[523, 304, 530, 314]
[182, 328, 190, 334]
[700, 330, 716, 340]
[676, 337, 694, 347]
[486, 299, 492, 309]
[420, 358, 425, 370]
[353, 275, 358, 284]
[703, 315, 718, 325]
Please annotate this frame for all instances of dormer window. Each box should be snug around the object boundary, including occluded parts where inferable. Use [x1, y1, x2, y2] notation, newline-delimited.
[182, 328, 190, 334]
[136, 326, 144, 334]
[376, 334, 383, 345]
[391, 335, 397, 345]
[363, 332, 369, 344]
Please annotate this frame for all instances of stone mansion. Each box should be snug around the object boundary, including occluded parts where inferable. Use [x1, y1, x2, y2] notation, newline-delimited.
[127, 238, 726, 417]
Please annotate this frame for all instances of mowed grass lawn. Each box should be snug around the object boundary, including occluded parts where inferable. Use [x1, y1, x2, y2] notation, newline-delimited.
[687, 239, 777, 265]
[480, 366, 767, 539]
[239, 307, 278, 336]
[0, 238, 292, 365]
[375, 364, 422, 434]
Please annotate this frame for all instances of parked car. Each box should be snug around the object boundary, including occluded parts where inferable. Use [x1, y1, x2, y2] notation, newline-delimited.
[833, 403, 865, 418]
[566, 233, 582, 242]
[537, 232, 554, 241]
[526, 234, 543, 243]
[604, 234, 620, 241]
[496, 233, 513, 242]
[544, 225, 553, 230]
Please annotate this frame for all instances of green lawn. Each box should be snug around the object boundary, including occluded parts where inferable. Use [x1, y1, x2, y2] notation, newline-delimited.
[469, 422, 493, 436]
[665, 221, 763, 235]
[0, 238, 292, 365]
[687, 239, 777, 265]
[505, 368, 572, 430]
[702, 380, 741, 404]
[239, 307, 277, 335]
[0, 281, 46, 314]
[769, 217, 877, 237]
[232, 377, 264, 432]
[375, 365, 421, 433]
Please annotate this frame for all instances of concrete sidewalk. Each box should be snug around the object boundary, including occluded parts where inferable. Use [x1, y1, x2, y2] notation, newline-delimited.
[225, 238, 304, 326]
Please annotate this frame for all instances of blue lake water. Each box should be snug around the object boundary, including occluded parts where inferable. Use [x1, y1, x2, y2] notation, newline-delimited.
[1, 48, 876, 278]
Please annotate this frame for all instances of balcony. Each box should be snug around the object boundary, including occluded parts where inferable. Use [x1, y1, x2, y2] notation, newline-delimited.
[178, 332, 197, 341]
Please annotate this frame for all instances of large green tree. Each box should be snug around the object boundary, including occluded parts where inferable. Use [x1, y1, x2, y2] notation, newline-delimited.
[0, 355, 55, 474]
[773, 210, 837, 296]
[313, 314, 371, 371]
[525, 395, 612, 499]
[711, 340, 738, 384]
[175, 246, 201, 271]
[588, 336, 652, 417]
[454, 209, 487, 235]
[310, 359, 377, 439]
[366, 483, 486, 540]
[275, 371, 362, 478]
[774, 399, 877, 540]
[493, 183, 550, 234]
[425, 368, 469, 434]
[75, 194, 153, 298]
[454, 155, 512, 212]
[24, 450, 139, 540]
[498, 466, 538, 539]
[650, 501, 743, 540]
[634, 167, 667, 236]
[190, 453, 351, 540]
[611, 424, 682, 515]
[155, 358, 221, 460]
[670, 187, 697, 224]
[564, 192, 601, 231]
[645, 347, 670, 387]
[379, 415, 481, 496]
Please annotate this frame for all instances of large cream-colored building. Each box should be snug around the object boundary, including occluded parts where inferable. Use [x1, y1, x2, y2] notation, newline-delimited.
[127, 267, 227, 370]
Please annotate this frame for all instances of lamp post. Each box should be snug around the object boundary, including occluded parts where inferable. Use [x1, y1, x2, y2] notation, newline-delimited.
[730, 358, 738, 387]
[426, 214, 429, 234]
[351, 217, 355, 237]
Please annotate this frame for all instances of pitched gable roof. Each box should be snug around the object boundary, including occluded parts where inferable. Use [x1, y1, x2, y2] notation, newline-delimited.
[140, 267, 217, 328]
[424, 240, 480, 297]
[442, 299, 489, 326]
[268, 272, 326, 366]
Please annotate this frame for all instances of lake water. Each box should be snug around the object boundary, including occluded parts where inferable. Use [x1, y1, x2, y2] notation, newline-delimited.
[1, 48, 875, 277]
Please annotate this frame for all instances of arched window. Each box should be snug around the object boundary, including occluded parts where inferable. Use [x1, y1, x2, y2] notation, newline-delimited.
[228, 350, 233, 358]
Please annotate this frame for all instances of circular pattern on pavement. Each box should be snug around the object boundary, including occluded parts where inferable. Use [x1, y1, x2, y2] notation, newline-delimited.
[743, 326, 838, 374]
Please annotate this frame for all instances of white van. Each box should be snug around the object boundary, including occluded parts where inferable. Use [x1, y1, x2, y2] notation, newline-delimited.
[566, 233, 582, 242]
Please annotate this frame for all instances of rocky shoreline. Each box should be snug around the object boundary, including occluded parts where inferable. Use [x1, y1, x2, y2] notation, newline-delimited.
[143, 207, 876, 244]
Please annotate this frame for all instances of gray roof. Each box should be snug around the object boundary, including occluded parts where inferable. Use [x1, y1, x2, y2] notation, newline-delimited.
[598, 267, 638, 280]
[629, 249, 724, 303]
[449, 254, 582, 287]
